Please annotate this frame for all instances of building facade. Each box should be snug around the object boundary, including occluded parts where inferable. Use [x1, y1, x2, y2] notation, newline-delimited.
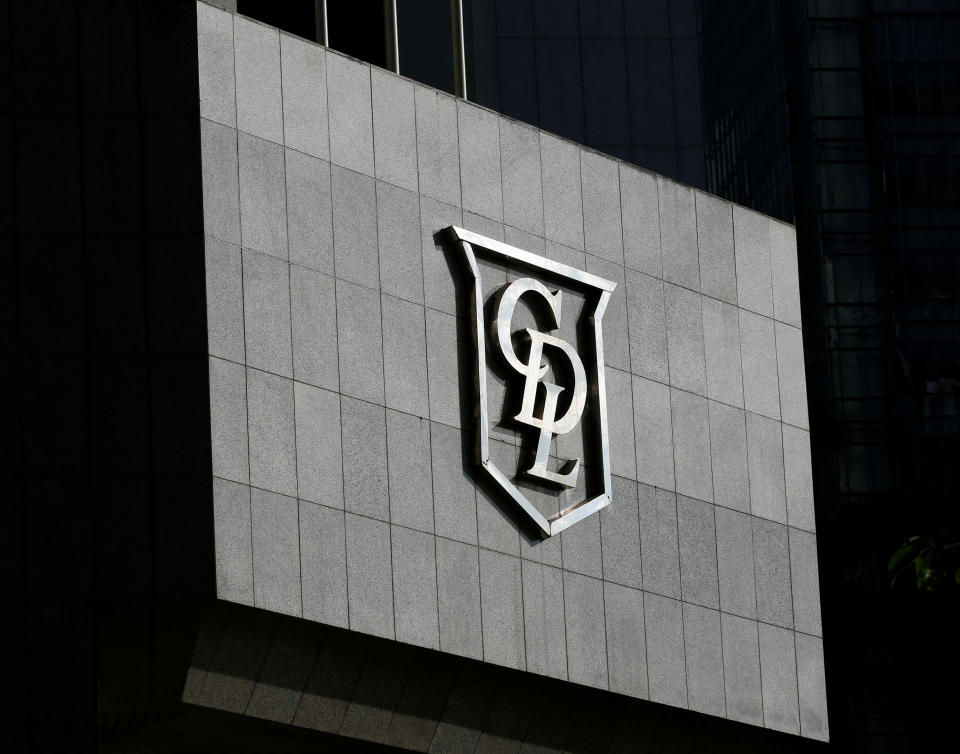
[196, 0, 825, 743]
[1, 1, 839, 751]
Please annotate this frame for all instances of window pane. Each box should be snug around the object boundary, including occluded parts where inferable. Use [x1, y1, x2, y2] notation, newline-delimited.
[398, 0, 455, 94]
[328, 0, 387, 69]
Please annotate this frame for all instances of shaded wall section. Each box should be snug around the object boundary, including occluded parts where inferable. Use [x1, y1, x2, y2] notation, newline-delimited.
[1, 1, 214, 750]
[181, 601, 825, 753]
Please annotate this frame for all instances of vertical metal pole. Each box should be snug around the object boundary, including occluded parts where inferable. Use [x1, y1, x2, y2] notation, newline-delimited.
[315, 0, 328, 46]
[384, 0, 399, 74]
[451, 0, 467, 99]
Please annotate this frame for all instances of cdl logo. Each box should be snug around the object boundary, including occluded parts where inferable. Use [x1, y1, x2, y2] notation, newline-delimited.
[444, 227, 616, 539]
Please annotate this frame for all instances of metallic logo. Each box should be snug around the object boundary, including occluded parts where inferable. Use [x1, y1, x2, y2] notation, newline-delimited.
[444, 226, 616, 538]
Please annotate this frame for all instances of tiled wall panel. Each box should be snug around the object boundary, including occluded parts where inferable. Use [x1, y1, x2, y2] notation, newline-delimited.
[197, 3, 826, 741]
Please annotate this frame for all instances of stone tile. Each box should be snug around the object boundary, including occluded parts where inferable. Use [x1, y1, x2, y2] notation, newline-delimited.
[790, 527, 822, 636]
[245, 621, 318, 723]
[326, 52, 374, 176]
[563, 572, 608, 690]
[233, 14, 282, 143]
[702, 298, 744, 408]
[639, 485, 680, 599]
[425, 308, 462, 428]
[683, 603, 725, 717]
[734, 205, 773, 317]
[209, 357, 249, 484]
[335, 279, 384, 405]
[633, 376, 675, 490]
[340, 396, 388, 521]
[600, 476, 642, 589]
[776, 321, 809, 429]
[197, 1, 236, 127]
[500, 118, 543, 235]
[606, 366, 637, 479]
[371, 68, 417, 191]
[664, 283, 706, 396]
[463, 211, 504, 246]
[758, 623, 800, 735]
[205, 237, 244, 363]
[293, 382, 342, 508]
[708, 401, 750, 513]
[299, 501, 347, 627]
[251, 488, 300, 617]
[415, 85, 461, 206]
[285, 150, 333, 274]
[603, 582, 647, 698]
[331, 165, 379, 289]
[292, 629, 364, 732]
[239, 132, 287, 258]
[560, 506, 602, 579]
[521, 561, 567, 680]
[427, 665, 494, 752]
[696, 191, 736, 305]
[340, 650, 407, 743]
[194, 611, 273, 714]
[555, 375, 585, 473]
[391, 525, 439, 649]
[384, 660, 454, 752]
[436, 537, 482, 659]
[200, 119, 240, 245]
[290, 265, 339, 392]
[620, 164, 661, 277]
[479, 549, 525, 670]
[476, 440, 521, 556]
[658, 178, 699, 291]
[746, 412, 787, 523]
[721, 613, 762, 726]
[644, 593, 686, 708]
[213, 477, 253, 605]
[715, 506, 757, 618]
[458, 101, 503, 221]
[783, 425, 815, 532]
[242, 250, 292, 377]
[796, 633, 829, 741]
[587, 256, 630, 373]
[678, 495, 719, 608]
[381, 295, 429, 418]
[625, 269, 668, 384]
[581, 150, 623, 265]
[345, 513, 394, 639]
[247, 368, 297, 497]
[431, 422, 477, 545]
[540, 133, 584, 250]
[420, 197, 463, 317]
[386, 410, 434, 534]
[377, 181, 423, 304]
[769, 220, 802, 327]
[280, 33, 328, 159]
[754, 518, 793, 628]
[671, 389, 713, 503]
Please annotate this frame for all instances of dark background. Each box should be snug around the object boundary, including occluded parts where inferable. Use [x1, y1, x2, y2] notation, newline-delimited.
[4, 0, 958, 750]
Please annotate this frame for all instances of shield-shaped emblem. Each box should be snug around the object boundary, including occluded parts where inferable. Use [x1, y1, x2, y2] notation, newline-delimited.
[444, 226, 617, 539]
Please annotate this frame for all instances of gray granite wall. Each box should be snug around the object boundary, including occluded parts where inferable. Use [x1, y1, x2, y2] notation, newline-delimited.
[196, 1, 827, 741]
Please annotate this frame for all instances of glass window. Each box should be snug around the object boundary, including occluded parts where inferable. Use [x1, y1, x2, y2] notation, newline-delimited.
[327, 0, 387, 68]
[397, 0, 456, 94]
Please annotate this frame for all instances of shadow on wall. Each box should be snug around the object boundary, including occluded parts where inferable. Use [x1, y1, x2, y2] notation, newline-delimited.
[6, 1, 217, 750]
[174, 601, 825, 753]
